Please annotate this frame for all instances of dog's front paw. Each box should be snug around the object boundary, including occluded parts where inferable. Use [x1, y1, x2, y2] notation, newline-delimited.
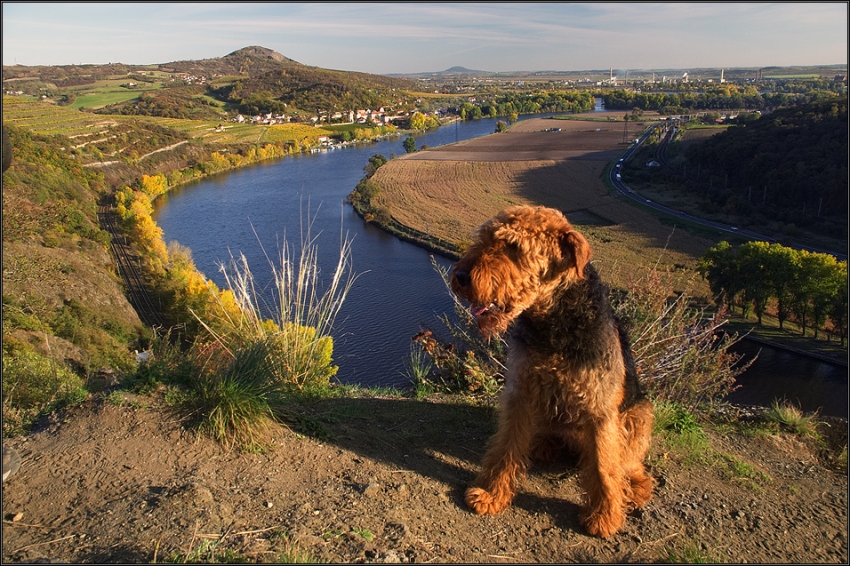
[465, 487, 510, 515]
[581, 506, 625, 539]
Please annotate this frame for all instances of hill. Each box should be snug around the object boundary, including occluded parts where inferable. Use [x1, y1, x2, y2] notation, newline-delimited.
[158, 46, 304, 76]
[682, 97, 847, 238]
[3, 46, 423, 120]
[1, 125, 146, 384]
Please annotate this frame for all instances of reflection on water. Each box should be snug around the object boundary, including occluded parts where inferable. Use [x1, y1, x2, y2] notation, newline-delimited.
[727, 340, 847, 418]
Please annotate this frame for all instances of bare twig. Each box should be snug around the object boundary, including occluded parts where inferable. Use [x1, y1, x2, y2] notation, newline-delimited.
[2, 520, 49, 528]
[13, 534, 76, 553]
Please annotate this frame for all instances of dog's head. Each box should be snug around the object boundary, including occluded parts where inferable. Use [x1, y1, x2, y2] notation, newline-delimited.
[450, 205, 591, 337]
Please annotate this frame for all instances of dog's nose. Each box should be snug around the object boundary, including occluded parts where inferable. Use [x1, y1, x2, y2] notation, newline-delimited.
[453, 269, 470, 288]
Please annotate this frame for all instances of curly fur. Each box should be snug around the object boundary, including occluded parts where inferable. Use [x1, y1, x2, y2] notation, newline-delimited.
[450, 205, 654, 538]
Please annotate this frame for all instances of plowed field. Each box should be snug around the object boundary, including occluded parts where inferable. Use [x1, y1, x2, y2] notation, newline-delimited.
[372, 117, 714, 294]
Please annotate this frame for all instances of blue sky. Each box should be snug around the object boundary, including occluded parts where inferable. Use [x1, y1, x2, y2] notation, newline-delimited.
[2, 2, 847, 73]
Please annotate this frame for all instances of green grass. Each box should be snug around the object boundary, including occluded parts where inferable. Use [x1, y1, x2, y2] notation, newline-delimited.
[653, 402, 713, 466]
[2, 348, 88, 436]
[764, 399, 822, 439]
[665, 538, 725, 563]
[1, 96, 335, 145]
[160, 538, 250, 564]
[70, 90, 144, 110]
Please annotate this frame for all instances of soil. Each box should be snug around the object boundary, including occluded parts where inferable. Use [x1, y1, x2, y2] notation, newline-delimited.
[1, 389, 847, 564]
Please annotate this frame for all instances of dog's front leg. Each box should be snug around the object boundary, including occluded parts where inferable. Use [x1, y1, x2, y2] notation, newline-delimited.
[465, 383, 536, 515]
[579, 414, 627, 538]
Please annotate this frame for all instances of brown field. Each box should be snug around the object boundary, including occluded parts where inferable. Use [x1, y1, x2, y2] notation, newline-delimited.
[372, 117, 716, 295]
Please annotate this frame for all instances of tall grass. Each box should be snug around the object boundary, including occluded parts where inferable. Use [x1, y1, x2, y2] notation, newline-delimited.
[611, 265, 753, 412]
[183, 218, 356, 448]
[198, 220, 356, 392]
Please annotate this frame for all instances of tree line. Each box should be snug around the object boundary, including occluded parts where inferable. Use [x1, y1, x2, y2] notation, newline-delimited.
[459, 90, 595, 121]
[699, 241, 847, 345]
[602, 85, 844, 113]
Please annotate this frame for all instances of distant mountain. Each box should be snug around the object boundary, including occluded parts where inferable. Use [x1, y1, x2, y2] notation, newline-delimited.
[388, 66, 491, 78]
[439, 66, 489, 75]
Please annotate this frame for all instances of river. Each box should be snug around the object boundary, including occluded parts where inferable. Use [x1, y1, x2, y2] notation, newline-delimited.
[153, 111, 847, 418]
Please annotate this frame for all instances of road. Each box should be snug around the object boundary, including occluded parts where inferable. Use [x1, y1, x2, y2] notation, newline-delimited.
[608, 124, 846, 261]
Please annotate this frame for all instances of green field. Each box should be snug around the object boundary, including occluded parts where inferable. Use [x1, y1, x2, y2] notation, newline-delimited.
[2, 96, 335, 145]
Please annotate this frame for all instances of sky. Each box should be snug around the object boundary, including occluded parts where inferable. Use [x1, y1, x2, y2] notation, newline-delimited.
[2, 2, 847, 74]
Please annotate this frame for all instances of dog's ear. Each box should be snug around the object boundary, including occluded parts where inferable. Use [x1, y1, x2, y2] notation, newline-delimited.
[561, 229, 592, 278]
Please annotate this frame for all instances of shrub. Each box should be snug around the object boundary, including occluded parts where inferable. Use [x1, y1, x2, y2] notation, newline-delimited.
[177, 222, 356, 449]
[611, 265, 752, 411]
[2, 348, 87, 435]
[409, 257, 505, 395]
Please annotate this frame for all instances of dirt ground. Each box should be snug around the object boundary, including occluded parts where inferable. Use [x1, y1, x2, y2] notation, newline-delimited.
[1, 390, 846, 564]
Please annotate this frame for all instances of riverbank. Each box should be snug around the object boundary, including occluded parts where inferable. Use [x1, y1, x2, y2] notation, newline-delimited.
[725, 315, 847, 367]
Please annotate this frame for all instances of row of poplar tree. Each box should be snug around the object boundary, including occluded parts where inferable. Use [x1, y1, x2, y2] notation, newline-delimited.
[698, 241, 847, 345]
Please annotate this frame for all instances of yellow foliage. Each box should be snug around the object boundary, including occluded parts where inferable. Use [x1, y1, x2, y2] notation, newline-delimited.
[140, 173, 168, 199]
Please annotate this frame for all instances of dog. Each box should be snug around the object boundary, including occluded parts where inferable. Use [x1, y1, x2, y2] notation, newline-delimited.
[450, 205, 654, 538]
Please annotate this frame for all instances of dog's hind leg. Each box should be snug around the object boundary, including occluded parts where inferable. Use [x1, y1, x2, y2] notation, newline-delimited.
[621, 399, 655, 507]
[465, 388, 537, 515]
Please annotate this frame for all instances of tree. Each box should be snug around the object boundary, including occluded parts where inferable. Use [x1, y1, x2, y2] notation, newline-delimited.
[403, 136, 416, 154]
[827, 262, 848, 345]
[789, 251, 816, 336]
[363, 153, 387, 176]
[737, 242, 772, 324]
[408, 112, 427, 130]
[495, 121, 507, 133]
[805, 253, 841, 339]
[764, 243, 798, 330]
[698, 241, 739, 310]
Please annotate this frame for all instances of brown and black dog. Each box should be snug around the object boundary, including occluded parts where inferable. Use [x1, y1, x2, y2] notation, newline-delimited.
[450, 205, 654, 538]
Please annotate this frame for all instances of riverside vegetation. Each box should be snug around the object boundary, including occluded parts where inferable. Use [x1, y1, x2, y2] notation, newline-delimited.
[2, 51, 847, 562]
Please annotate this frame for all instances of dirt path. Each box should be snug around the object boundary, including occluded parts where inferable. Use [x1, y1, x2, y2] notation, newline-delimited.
[2, 391, 846, 563]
